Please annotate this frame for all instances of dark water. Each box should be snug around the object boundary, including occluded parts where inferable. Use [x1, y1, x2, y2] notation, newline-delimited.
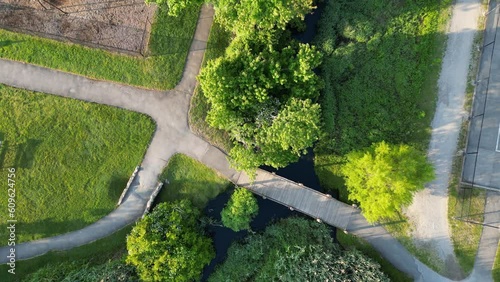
[200, 150, 325, 281]
[292, 0, 327, 43]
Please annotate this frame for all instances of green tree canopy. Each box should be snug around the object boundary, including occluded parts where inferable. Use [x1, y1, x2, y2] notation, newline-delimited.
[221, 188, 258, 231]
[341, 141, 434, 223]
[215, 0, 315, 35]
[209, 217, 389, 281]
[126, 200, 214, 282]
[148, 0, 314, 34]
[199, 36, 323, 174]
[145, 0, 205, 16]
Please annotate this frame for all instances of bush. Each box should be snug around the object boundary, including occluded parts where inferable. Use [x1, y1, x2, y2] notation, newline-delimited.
[341, 142, 434, 223]
[126, 200, 214, 282]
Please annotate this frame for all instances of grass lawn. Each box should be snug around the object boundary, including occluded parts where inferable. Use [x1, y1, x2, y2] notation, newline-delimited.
[189, 21, 233, 151]
[0, 85, 155, 244]
[0, 6, 200, 90]
[0, 225, 132, 282]
[154, 153, 231, 209]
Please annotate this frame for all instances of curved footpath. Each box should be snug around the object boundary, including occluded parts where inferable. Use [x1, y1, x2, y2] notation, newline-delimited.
[0, 3, 497, 282]
[406, 0, 482, 278]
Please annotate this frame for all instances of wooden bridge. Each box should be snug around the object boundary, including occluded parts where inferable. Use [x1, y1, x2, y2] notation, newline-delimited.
[237, 170, 355, 230]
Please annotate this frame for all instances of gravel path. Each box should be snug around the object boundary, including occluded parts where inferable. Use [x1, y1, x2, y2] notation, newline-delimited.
[405, 0, 482, 277]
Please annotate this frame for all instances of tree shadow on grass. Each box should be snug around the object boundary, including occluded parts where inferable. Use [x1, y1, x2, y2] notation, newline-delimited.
[14, 139, 42, 169]
[0, 217, 92, 246]
[0, 40, 24, 48]
[0, 132, 6, 169]
[107, 175, 129, 202]
[152, 179, 231, 210]
[148, 37, 229, 56]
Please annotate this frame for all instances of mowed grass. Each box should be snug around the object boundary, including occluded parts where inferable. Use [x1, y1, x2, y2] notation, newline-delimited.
[0, 85, 155, 243]
[0, 6, 200, 89]
[0, 225, 133, 282]
[189, 21, 233, 151]
[154, 154, 230, 209]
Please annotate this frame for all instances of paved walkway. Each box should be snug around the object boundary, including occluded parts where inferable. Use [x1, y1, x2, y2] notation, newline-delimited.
[406, 0, 482, 277]
[0, 2, 497, 282]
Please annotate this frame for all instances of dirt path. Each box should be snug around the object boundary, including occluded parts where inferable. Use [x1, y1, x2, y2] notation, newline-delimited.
[405, 0, 482, 277]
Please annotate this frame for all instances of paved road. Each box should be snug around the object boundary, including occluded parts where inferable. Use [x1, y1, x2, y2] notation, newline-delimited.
[0, 2, 496, 282]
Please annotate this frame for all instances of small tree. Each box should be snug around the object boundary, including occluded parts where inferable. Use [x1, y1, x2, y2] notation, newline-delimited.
[341, 141, 434, 223]
[145, 0, 205, 16]
[221, 188, 258, 231]
[126, 200, 214, 282]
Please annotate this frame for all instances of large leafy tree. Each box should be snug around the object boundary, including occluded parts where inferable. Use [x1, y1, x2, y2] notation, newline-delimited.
[199, 37, 323, 173]
[126, 200, 214, 282]
[221, 188, 258, 231]
[209, 217, 389, 281]
[147, 0, 315, 34]
[145, 0, 205, 16]
[341, 141, 434, 223]
[215, 0, 315, 35]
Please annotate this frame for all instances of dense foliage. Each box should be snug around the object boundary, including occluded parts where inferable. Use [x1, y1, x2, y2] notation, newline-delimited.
[342, 142, 434, 223]
[209, 217, 389, 281]
[25, 259, 137, 282]
[145, 0, 204, 16]
[316, 0, 446, 154]
[63, 260, 136, 282]
[199, 35, 323, 173]
[155, 0, 322, 174]
[126, 200, 214, 282]
[221, 188, 258, 231]
[215, 0, 315, 35]
[149, 0, 315, 34]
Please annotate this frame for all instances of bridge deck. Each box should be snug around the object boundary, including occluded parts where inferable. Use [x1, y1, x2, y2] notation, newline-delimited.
[236, 169, 355, 230]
